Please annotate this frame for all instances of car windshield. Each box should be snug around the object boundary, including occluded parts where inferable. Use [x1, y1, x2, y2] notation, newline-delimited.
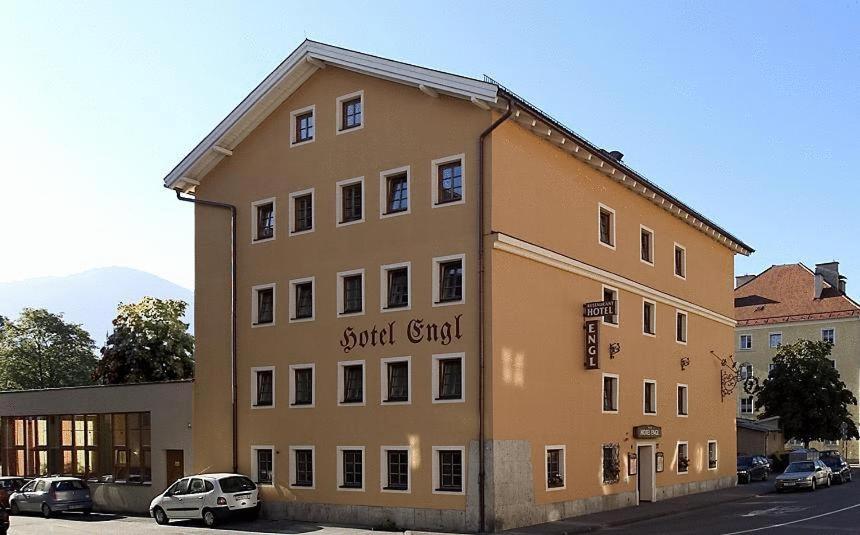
[219, 476, 256, 493]
[822, 457, 842, 467]
[737, 456, 753, 467]
[54, 480, 87, 491]
[786, 462, 815, 473]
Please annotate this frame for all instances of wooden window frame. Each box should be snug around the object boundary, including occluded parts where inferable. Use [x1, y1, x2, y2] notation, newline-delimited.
[251, 366, 275, 409]
[289, 364, 315, 408]
[290, 105, 315, 146]
[379, 166, 411, 218]
[336, 91, 365, 134]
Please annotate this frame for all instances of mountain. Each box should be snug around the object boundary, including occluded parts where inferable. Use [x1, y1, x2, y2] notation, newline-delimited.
[0, 267, 193, 343]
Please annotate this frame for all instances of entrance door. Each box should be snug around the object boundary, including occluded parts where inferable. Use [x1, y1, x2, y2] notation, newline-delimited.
[166, 450, 185, 486]
[637, 445, 656, 502]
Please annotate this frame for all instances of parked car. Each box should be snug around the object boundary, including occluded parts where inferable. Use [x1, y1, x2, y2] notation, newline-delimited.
[149, 473, 260, 527]
[8, 477, 92, 517]
[821, 455, 852, 483]
[0, 477, 27, 508]
[737, 455, 769, 483]
[775, 460, 831, 492]
[0, 507, 8, 535]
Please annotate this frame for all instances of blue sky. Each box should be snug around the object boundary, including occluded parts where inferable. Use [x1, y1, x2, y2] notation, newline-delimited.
[1, 1, 857, 291]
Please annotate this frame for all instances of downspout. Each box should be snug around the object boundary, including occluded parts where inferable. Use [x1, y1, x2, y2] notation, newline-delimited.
[174, 188, 239, 474]
[477, 96, 513, 533]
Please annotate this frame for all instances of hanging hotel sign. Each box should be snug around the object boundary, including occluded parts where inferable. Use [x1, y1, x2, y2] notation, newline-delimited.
[633, 425, 663, 440]
[583, 300, 617, 318]
[340, 314, 463, 353]
[582, 300, 615, 370]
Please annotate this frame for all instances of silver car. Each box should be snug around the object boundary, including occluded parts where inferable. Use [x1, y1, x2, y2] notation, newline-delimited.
[149, 473, 260, 527]
[775, 460, 832, 492]
[9, 477, 93, 518]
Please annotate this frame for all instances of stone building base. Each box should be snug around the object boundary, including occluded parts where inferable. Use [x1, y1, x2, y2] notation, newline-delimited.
[261, 501, 471, 533]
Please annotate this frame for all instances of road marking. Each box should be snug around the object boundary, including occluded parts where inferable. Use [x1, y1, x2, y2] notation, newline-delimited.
[721, 502, 860, 534]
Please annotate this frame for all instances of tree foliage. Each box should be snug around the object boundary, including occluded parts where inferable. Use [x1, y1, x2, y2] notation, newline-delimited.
[0, 308, 98, 389]
[94, 297, 194, 384]
[754, 339, 858, 446]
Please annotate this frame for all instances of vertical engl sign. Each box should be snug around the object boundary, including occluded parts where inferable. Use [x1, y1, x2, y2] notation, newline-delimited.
[582, 300, 615, 370]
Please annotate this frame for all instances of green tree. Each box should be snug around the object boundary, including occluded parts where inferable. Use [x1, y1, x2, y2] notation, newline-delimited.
[0, 308, 98, 389]
[754, 339, 858, 447]
[94, 297, 194, 384]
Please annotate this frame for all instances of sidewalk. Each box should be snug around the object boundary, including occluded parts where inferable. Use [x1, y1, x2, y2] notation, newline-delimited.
[503, 481, 773, 534]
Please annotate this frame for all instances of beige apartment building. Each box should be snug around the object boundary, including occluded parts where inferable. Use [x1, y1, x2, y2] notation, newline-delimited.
[164, 40, 752, 532]
[735, 262, 860, 462]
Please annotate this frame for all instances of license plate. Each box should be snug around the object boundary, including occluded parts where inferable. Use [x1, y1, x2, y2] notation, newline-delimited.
[235, 493, 251, 500]
[783, 482, 795, 486]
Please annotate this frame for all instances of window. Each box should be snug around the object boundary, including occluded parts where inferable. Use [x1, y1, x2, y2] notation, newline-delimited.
[433, 447, 464, 494]
[674, 243, 686, 279]
[381, 447, 409, 492]
[338, 360, 365, 406]
[381, 357, 411, 404]
[289, 277, 315, 322]
[768, 333, 782, 348]
[739, 364, 753, 380]
[433, 353, 465, 403]
[336, 91, 364, 133]
[289, 364, 314, 408]
[112, 412, 151, 483]
[433, 254, 465, 306]
[337, 177, 365, 226]
[545, 446, 565, 490]
[290, 446, 314, 489]
[677, 442, 689, 474]
[337, 269, 365, 316]
[740, 396, 754, 414]
[598, 204, 616, 248]
[676, 310, 688, 344]
[677, 384, 688, 416]
[60, 415, 97, 477]
[602, 374, 619, 413]
[289, 189, 314, 235]
[252, 284, 275, 326]
[643, 299, 656, 336]
[290, 105, 315, 145]
[432, 154, 466, 207]
[380, 166, 410, 217]
[768, 363, 776, 376]
[602, 443, 620, 484]
[708, 441, 718, 470]
[822, 328, 835, 344]
[251, 367, 274, 408]
[739, 334, 752, 350]
[381, 262, 411, 311]
[640, 226, 654, 264]
[252, 447, 273, 484]
[337, 447, 364, 491]
[644, 380, 657, 415]
[602, 286, 619, 326]
[252, 199, 275, 242]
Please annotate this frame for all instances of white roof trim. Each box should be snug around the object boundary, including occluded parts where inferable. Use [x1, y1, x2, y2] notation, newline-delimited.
[164, 40, 497, 190]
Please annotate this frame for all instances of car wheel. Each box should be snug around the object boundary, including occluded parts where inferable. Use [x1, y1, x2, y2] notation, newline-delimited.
[9, 501, 19, 515]
[153, 507, 169, 525]
[202, 509, 217, 528]
[42, 503, 52, 518]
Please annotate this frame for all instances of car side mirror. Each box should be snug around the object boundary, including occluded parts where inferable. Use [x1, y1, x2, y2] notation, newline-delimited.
[815, 467, 822, 472]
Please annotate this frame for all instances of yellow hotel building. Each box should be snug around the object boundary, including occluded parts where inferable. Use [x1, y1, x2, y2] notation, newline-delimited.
[163, 41, 753, 532]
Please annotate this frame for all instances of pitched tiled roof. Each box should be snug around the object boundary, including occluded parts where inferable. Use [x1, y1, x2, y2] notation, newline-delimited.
[734, 264, 860, 326]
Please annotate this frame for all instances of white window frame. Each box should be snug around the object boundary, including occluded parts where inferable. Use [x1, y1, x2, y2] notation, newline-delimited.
[288, 188, 315, 236]
[380, 356, 411, 406]
[288, 363, 315, 409]
[288, 276, 315, 323]
[601, 285, 619, 327]
[432, 352, 466, 404]
[768, 332, 782, 348]
[639, 225, 654, 266]
[739, 334, 752, 351]
[643, 379, 657, 416]
[337, 359, 366, 407]
[676, 383, 688, 417]
[673, 242, 687, 280]
[251, 366, 275, 409]
[337, 268, 365, 317]
[822, 328, 836, 345]
[288, 445, 315, 490]
[380, 446, 411, 494]
[336, 446, 366, 492]
[336, 90, 365, 135]
[544, 444, 566, 492]
[251, 283, 276, 328]
[380, 261, 412, 312]
[431, 153, 466, 208]
[379, 165, 411, 218]
[251, 445, 275, 486]
[740, 395, 755, 414]
[597, 203, 616, 250]
[642, 298, 657, 337]
[289, 104, 315, 147]
[432, 254, 466, 307]
[601, 373, 619, 414]
[431, 446, 466, 495]
[336, 176, 365, 227]
[677, 441, 689, 474]
[675, 310, 688, 345]
[250, 197, 276, 244]
[707, 440, 718, 471]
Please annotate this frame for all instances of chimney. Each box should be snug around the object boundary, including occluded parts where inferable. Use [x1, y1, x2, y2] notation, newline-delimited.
[815, 262, 843, 295]
[814, 273, 824, 299]
[736, 274, 756, 288]
[608, 150, 624, 161]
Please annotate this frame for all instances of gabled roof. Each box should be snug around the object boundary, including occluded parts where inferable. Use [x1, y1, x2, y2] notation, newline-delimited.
[163, 40, 752, 256]
[734, 263, 860, 326]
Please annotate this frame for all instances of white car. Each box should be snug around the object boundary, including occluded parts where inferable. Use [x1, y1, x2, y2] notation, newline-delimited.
[149, 473, 260, 527]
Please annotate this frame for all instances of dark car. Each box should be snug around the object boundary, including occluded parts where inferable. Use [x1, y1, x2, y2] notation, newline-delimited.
[0, 507, 8, 535]
[821, 455, 852, 483]
[738, 455, 769, 483]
